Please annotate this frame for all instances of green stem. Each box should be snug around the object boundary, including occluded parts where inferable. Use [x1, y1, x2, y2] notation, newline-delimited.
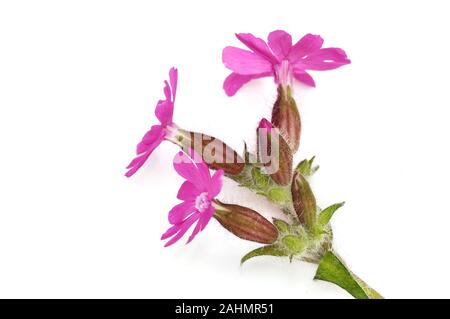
[314, 250, 383, 299]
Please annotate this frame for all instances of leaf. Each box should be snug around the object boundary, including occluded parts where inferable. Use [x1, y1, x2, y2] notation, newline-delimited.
[314, 251, 383, 299]
[241, 245, 288, 265]
[318, 202, 345, 226]
[296, 156, 320, 177]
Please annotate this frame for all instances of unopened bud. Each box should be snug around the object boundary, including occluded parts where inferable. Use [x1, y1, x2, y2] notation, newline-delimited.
[213, 200, 278, 244]
[271, 85, 301, 153]
[257, 118, 293, 186]
[173, 129, 245, 175]
[291, 170, 317, 229]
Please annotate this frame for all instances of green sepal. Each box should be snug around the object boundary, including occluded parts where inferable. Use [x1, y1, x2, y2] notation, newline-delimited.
[241, 245, 288, 265]
[273, 218, 290, 233]
[267, 188, 289, 203]
[314, 251, 383, 299]
[318, 202, 345, 226]
[231, 165, 292, 208]
[296, 156, 320, 177]
[281, 235, 305, 254]
[250, 166, 271, 189]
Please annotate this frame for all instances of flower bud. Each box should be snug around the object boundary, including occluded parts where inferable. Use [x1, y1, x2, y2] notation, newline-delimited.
[257, 118, 293, 186]
[271, 85, 301, 153]
[173, 129, 245, 175]
[291, 170, 317, 229]
[213, 200, 278, 244]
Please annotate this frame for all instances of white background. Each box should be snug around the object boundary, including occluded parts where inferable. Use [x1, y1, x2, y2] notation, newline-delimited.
[1, 0, 449, 299]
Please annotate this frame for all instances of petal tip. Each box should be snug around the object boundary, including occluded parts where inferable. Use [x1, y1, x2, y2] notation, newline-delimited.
[223, 84, 237, 97]
[124, 171, 133, 178]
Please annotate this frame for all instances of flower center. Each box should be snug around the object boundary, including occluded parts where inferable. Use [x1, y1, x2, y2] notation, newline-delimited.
[275, 60, 292, 87]
[195, 192, 210, 213]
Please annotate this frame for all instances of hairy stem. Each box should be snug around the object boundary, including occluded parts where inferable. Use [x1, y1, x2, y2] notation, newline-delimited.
[227, 164, 297, 219]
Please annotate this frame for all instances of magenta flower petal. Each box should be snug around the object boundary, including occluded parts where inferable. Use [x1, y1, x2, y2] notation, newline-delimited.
[162, 151, 224, 247]
[169, 67, 178, 101]
[173, 150, 214, 188]
[125, 125, 164, 177]
[188, 149, 211, 186]
[235, 33, 277, 64]
[288, 34, 324, 64]
[223, 72, 272, 96]
[177, 181, 201, 201]
[135, 125, 164, 155]
[223, 73, 252, 96]
[186, 220, 203, 244]
[125, 67, 178, 177]
[154, 100, 174, 125]
[293, 70, 316, 87]
[173, 151, 204, 186]
[163, 213, 200, 247]
[208, 170, 224, 198]
[268, 30, 292, 61]
[168, 201, 196, 224]
[163, 81, 171, 101]
[155, 69, 177, 124]
[199, 206, 215, 231]
[222, 46, 274, 75]
[222, 31, 349, 95]
[125, 145, 160, 177]
[186, 206, 214, 243]
[161, 223, 179, 240]
[300, 48, 351, 70]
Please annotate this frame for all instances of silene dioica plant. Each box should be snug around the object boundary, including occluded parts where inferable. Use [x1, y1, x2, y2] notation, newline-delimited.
[126, 30, 382, 299]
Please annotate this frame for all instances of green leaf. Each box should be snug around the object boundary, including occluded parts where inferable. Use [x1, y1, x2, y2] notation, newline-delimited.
[318, 202, 345, 226]
[296, 156, 320, 177]
[241, 245, 288, 265]
[314, 251, 383, 299]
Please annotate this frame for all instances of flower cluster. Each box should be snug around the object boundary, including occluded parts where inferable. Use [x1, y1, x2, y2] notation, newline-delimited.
[126, 30, 382, 299]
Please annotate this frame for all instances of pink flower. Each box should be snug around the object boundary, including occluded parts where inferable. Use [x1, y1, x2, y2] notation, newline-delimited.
[161, 151, 224, 247]
[125, 67, 178, 177]
[222, 30, 351, 96]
